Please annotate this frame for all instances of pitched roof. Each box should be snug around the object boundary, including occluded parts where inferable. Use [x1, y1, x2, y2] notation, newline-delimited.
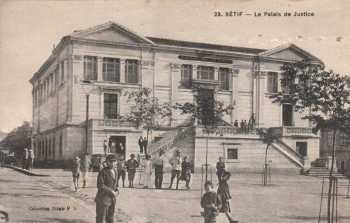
[147, 36, 266, 54]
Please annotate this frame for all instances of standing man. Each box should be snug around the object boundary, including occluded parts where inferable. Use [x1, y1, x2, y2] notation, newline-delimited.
[28, 148, 35, 170]
[138, 136, 143, 154]
[126, 154, 139, 188]
[169, 150, 182, 190]
[72, 156, 81, 191]
[81, 154, 91, 188]
[95, 154, 119, 223]
[116, 157, 126, 188]
[103, 139, 109, 156]
[22, 148, 28, 170]
[142, 137, 148, 155]
[216, 157, 225, 183]
[153, 150, 164, 189]
[143, 154, 152, 188]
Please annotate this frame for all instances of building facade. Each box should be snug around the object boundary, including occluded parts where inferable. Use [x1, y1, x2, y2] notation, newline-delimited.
[30, 22, 322, 171]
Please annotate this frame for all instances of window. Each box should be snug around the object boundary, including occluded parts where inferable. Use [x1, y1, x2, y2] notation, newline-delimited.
[267, 72, 278, 93]
[125, 59, 139, 84]
[103, 58, 120, 82]
[59, 134, 63, 157]
[104, 93, 118, 119]
[84, 56, 98, 81]
[227, 148, 238, 160]
[327, 131, 333, 146]
[219, 68, 231, 90]
[55, 66, 59, 87]
[197, 66, 214, 80]
[60, 61, 65, 82]
[180, 64, 193, 88]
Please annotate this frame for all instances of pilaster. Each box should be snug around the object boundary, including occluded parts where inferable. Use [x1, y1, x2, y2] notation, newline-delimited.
[120, 59, 125, 83]
[97, 57, 103, 81]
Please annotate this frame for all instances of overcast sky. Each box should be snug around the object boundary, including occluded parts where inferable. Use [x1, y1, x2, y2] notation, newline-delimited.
[0, 0, 349, 132]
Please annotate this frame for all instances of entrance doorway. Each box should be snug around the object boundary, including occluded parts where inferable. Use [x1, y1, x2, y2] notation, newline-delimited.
[282, 104, 293, 126]
[296, 142, 308, 157]
[109, 136, 126, 159]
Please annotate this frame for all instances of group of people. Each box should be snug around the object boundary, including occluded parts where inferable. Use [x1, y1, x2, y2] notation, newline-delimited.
[138, 136, 148, 154]
[233, 115, 256, 133]
[200, 156, 235, 223]
[22, 148, 35, 170]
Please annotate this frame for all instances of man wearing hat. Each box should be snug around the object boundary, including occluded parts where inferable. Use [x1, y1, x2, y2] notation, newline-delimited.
[95, 154, 119, 223]
[126, 154, 139, 188]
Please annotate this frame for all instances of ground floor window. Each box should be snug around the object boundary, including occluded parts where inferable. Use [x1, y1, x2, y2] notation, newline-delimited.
[227, 148, 238, 160]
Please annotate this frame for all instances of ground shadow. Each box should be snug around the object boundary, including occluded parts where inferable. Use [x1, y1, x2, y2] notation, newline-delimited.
[22, 218, 91, 223]
[283, 215, 350, 221]
[0, 192, 62, 199]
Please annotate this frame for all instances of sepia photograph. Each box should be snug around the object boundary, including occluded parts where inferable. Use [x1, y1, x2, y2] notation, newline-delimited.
[0, 0, 350, 222]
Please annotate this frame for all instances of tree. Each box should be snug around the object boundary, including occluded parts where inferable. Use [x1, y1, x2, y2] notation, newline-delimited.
[270, 61, 350, 223]
[257, 128, 279, 186]
[174, 89, 233, 182]
[0, 121, 32, 162]
[123, 87, 172, 144]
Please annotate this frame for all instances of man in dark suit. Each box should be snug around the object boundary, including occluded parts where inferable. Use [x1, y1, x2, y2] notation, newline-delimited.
[95, 154, 119, 223]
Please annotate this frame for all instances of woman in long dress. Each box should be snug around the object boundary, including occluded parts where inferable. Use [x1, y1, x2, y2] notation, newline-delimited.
[143, 154, 152, 188]
[217, 170, 232, 213]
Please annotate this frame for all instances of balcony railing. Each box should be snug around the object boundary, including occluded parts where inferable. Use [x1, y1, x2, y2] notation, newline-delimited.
[89, 119, 137, 129]
[269, 126, 316, 137]
[196, 126, 258, 137]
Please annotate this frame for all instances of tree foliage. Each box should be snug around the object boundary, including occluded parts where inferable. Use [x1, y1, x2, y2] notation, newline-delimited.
[122, 88, 172, 129]
[271, 61, 350, 133]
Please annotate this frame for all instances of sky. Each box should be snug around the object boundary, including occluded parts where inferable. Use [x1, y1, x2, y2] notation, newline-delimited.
[0, 0, 349, 132]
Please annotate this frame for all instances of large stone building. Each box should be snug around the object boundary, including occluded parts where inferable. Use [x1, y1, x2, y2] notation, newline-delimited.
[30, 21, 323, 171]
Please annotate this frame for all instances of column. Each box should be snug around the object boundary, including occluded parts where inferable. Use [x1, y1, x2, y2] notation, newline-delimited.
[258, 71, 267, 127]
[97, 57, 103, 81]
[214, 67, 219, 81]
[192, 65, 198, 80]
[231, 69, 239, 123]
[170, 63, 181, 127]
[120, 59, 125, 83]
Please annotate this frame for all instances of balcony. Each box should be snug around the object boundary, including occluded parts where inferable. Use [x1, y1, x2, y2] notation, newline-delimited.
[269, 126, 317, 138]
[196, 126, 259, 138]
[89, 119, 137, 130]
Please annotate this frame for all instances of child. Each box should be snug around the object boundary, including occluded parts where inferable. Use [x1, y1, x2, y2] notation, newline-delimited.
[126, 154, 139, 188]
[72, 156, 81, 191]
[201, 181, 221, 223]
[116, 157, 126, 187]
[181, 156, 192, 189]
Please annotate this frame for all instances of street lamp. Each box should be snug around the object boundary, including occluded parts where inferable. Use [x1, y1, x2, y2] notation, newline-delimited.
[81, 80, 92, 155]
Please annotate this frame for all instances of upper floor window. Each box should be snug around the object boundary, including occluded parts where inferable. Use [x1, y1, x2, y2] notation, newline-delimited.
[197, 66, 214, 80]
[267, 72, 278, 93]
[125, 59, 139, 84]
[104, 93, 118, 119]
[60, 61, 65, 82]
[84, 56, 98, 81]
[180, 64, 193, 88]
[219, 68, 231, 90]
[103, 58, 120, 82]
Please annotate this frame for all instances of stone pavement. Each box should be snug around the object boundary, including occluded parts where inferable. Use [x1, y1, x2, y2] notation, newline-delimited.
[2, 166, 350, 222]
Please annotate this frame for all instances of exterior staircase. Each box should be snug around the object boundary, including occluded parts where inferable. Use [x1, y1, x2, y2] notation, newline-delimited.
[271, 139, 305, 169]
[305, 167, 347, 178]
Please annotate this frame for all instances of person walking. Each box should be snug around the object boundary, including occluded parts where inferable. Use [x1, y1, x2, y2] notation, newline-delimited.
[153, 150, 164, 189]
[95, 154, 119, 223]
[72, 156, 81, 191]
[138, 136, 143, 154]
[126, 154, 139, 188]
[22, 148, 28, 170]
[217, 170, 237, 223]
[28, 148, 35, 170]
[81, 154, 91, 188]
[143, 154, 152, 188]
[216, 157, 225, 183]
[201, 181, 221, 223]
[168, 150, 182, 190]
[116, 157, 126, 188]
[181, 156, 192, 189]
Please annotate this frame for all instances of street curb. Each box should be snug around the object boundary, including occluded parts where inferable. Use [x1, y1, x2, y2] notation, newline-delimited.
[3, 165, 50, 177]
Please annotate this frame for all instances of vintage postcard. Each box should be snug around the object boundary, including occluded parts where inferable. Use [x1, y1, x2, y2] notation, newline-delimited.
[0, 0, 349, 222]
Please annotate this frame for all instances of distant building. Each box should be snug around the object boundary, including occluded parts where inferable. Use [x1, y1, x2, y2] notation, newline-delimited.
[30, 22, 323, 171]
[320, 129, 350, 175]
